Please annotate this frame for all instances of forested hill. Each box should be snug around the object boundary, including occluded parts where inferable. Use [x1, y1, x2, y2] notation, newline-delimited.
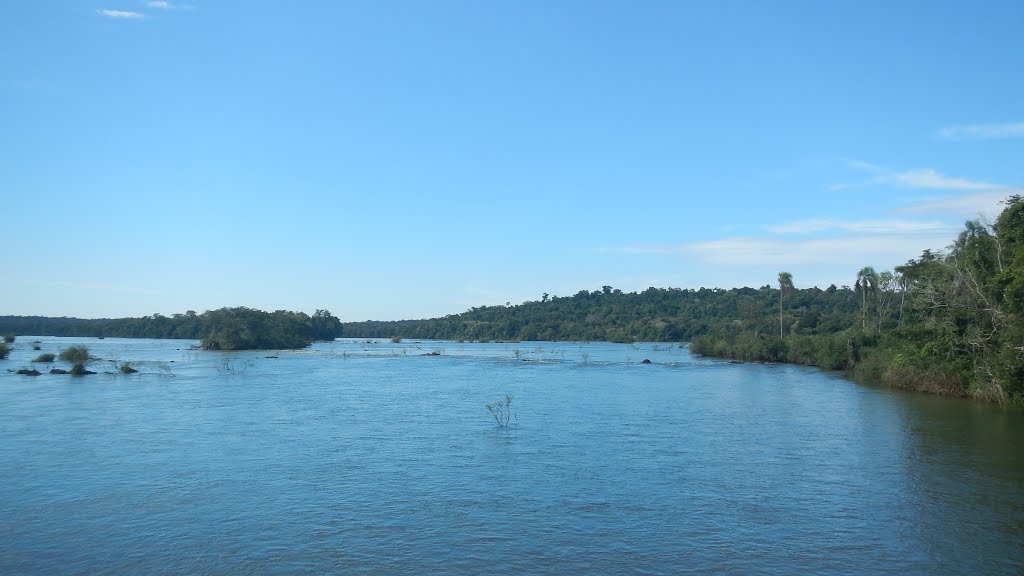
[342, 284, 863, 344]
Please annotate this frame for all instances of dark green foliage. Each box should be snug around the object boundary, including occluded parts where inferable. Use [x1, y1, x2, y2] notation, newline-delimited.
[0, 342, 9, 359]
[58, 345, 91, 366]
[309, 309, 343, 341]
[59, 345, 93, 375]
[704, 197, 1024, 404]
[33, 353, 56, 363]
[119, 362, 138, 374]
[200, 307, 322, 350]
[2, 334, 14, 343]
[342, 285, 862, 344]
[0, 308, 343, 351]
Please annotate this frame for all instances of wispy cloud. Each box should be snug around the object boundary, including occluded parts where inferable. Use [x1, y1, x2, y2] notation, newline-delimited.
[895, 189, 1017, 219]
[938, 122, 1024, 141]
[601, 229, 958, 289]
[97, 9, 145, 19]
[601, 186, 1017, 287]
[608, 232, 953, 270]
[146, 1, 171, 8]
[847, 160, 884, 173]
[827, 160, 882, 191]
[765, 218, 956, 235]
[832, 161, 1001, 193]
[885, 169, 997, 190]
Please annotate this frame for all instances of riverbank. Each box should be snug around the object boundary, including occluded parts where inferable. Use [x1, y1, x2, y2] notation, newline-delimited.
[690, 332, 1019, 406]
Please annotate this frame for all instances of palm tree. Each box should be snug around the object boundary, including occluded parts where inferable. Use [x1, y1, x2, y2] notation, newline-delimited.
[777, 271, 793, 338]
[893, 265, 910, 329]
[855, 266, 878, 331]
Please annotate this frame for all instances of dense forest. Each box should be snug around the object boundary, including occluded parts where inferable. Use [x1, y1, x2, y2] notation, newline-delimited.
[342, 285, 863, 344]
[344, 197, 1024, 404]
[0, 308, 342, 350]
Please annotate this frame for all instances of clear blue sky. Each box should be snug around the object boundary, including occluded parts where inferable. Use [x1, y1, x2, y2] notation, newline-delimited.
[2, 1, 1022, 321]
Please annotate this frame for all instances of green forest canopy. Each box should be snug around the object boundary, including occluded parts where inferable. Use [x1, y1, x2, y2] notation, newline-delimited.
[0, 308, 342, 351]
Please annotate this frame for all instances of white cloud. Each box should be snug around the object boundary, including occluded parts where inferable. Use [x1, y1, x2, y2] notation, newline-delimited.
[847, 160, 884, 173]
[678, 234, 950, 267]
[832, 161, 1002, 194]
[765, 218, 956, 235]
[939, 122, 1024, 140]
[886, 169, 997, 190]
[97, 9, 145, 19]
[895, 189, 1018, 220]
[146, 1, 171, 8]
[602, 231, 956, 289]
[600, 162, 1019, 289]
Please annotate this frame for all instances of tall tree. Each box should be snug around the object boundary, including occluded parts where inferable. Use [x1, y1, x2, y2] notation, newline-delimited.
[778, 271, 794, 338]
[855, 266, 877, 331]
[875, 270, 897, 331]
[893, 264, 911, 329]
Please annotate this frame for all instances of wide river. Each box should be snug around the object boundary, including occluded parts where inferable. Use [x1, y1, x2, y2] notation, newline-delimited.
[1, 337, 1021, 574]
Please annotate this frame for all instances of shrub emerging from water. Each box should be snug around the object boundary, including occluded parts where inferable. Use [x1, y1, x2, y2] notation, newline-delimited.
[485, 395, 516, 427]
[0, 342, 10, 359]
[33, 353, 56, 363]
[59, 345, 92, 374]
[119, 362, 138, 374]
[3, 334, 15, 343]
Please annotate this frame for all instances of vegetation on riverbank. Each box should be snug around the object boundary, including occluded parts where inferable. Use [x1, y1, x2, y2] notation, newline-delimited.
[0, 308, 342, 351]
[693, 196, 1024, 404]
[3, 199, 1020, 402]
[342, 197, 1024, 404]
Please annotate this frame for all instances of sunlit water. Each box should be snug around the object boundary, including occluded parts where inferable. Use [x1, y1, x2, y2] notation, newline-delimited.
[1, 337, 1022, 575]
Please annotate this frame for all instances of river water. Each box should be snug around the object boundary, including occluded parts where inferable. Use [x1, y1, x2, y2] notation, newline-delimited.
[1, 337, 1021, 574]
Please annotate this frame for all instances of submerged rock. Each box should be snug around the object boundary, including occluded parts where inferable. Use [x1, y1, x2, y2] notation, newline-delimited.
[50, 368, 69, 374]
[641, 359, 652, 364]
[16, 369, 41, 376]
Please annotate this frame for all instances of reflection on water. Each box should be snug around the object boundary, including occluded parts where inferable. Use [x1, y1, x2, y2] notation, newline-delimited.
[0, 337, 1021, 575]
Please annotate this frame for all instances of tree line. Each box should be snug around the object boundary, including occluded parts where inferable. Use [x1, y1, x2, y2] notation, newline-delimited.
[342, 284, 864, 345]
[691, 196, 1024, 403]
[343, 196, 1024, 404]
[0, 308, 343, 350]
[3, 197, 1021, 402]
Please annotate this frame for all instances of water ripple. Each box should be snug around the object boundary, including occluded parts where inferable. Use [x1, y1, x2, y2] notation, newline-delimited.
[0, 338, 1022, 574]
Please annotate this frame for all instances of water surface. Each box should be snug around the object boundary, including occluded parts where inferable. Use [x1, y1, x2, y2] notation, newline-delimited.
[1, 337, 1021, 574]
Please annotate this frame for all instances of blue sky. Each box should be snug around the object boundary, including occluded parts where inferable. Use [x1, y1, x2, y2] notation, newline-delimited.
[2, 1, 1022, 321]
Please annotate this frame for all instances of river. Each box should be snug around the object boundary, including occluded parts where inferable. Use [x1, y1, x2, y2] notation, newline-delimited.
[1, 337, 1021, 574]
